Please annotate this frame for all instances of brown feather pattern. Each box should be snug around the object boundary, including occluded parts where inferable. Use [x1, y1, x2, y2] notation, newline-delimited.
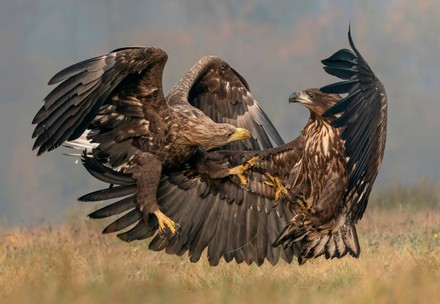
[33, 29, 386, 266]
[32, 47, 282, 239]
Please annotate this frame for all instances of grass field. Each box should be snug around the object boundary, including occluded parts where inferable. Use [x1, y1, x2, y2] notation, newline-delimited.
[1, 183, 439, 304]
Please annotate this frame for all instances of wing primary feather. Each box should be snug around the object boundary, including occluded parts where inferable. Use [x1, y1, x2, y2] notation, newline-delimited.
[102, 209, 142, 234]
[78, 185, 136, 202]
[323, 66, 357, 80]
[48, 55, 108, 85]
[321, 48, 356, 65]
[320, 79, 358, 95]
[117, 221, 155, 242]
[81, 155, 135, 185]
[88, 195, 135, 219]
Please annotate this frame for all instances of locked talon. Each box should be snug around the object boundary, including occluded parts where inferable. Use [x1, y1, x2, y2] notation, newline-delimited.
[264, 172, 289, 202]
[228, 166, 249, 187]
[228, 156, 260, 189]
[264, 181, 275, 187]
[244, 156, 260, 168]
[238, 174, 249, 188]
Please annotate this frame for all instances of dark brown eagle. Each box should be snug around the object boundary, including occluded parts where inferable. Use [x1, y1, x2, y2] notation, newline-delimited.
[47, 29, 387, 266]
[32, 48, 284, 237]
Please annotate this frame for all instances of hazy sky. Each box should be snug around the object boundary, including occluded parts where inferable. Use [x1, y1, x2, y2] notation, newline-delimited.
[1, 0, 439, 226]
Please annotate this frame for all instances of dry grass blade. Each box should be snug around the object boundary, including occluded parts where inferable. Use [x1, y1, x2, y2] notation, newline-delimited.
[1, 185, 439, 304]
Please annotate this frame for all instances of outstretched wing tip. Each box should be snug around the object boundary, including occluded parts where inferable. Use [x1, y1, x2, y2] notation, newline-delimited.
[33, 45, 170, 157]
[321, 26, 387, 222]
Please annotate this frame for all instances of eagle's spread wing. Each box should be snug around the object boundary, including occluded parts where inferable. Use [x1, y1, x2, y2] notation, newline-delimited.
[154, 169, 296, 266]
[321, 28, 387, 223]
[81, 154, 297, 266]
[32, 47, 168, 166]
[40, 52, 290, 265]
[186, 58, 284, 149]
[77, 57, 295, 265]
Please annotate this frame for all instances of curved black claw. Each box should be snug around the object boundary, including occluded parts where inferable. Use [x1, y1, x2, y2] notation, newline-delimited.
[154, 209, 179, 239]
[239, 183, 254, 192]
[158, 222, 181, 240]
[271, 200, 280, 209]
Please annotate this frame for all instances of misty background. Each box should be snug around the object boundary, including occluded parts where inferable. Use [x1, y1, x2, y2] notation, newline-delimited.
[1, 0, 439, 226]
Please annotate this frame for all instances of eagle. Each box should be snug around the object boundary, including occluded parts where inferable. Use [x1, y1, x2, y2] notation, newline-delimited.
[270, 35, 388, 262]
[31, 48, 284, 237]
[46, 28, 387, 266]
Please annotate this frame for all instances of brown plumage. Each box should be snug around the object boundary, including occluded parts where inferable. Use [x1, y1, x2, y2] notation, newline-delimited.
[270, 89, 349, 262]
[32, 47, 283, 236]
[268, 29, 387, 263]
[268, 29, 386, 264]
[51, 28, 387, 266]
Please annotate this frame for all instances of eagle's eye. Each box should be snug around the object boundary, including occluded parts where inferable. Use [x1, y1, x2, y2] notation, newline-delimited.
[227, 130, 235, 137]
[307, 92, 315, 99]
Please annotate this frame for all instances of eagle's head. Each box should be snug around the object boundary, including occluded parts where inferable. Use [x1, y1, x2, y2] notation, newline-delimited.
[211, 123, 252, 149]
[183, 118, 251, 151]
[289, 88, 340, 117]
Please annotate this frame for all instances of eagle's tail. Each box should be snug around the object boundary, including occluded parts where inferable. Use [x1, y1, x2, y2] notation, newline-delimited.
[272, 213, 308, 248]
[298, 224, 361, 264]
[273, 222, 360, 265]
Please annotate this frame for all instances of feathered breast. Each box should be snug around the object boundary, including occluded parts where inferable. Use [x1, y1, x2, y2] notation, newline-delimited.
[300, 118, 346, 201]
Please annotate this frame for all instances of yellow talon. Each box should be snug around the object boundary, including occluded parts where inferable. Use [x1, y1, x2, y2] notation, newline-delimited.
[228, 156, 260, 188]
[263, 173, 312, 212]
[244, 156, 261, 167]
[154, 209, 177, 235]
[238, 173, 249, 187]
[228, 167, 250, 187]
[264, 172, 289, 202]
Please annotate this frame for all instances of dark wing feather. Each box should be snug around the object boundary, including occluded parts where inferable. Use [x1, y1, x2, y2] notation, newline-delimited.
[88, 196, 135, 219]
[180, 56, 284, 150]
[32, 47, 168, 158]
[154, 171, 296, 266]
[321, 28, 387, 223]
[102, 209, 142, 234]
[80, 154, 296, 266]
[71, 55, 293, 265]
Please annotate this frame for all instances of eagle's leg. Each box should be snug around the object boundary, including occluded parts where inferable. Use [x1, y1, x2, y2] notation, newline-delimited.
[126, 152, 178, 237]
[263, 173, 312, 212]
[228, 156, 260, 188]
[263, 172, 290, 202]
[153, 209, 178, 236]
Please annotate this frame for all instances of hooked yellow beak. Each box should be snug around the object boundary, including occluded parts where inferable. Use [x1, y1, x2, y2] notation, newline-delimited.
[227, 127, 251, 143]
